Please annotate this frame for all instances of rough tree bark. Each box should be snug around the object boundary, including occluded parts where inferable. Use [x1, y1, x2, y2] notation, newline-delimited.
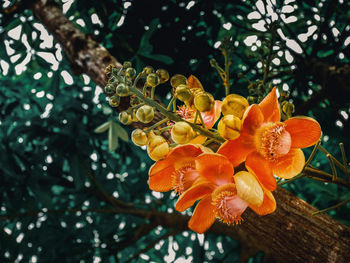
[30, 1, 350, 262]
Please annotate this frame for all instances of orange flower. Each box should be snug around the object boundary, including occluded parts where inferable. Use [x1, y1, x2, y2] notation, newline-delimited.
[218, 87, 321, 191]
[148, 144, 212, 195]
[175, 153, 276, 234]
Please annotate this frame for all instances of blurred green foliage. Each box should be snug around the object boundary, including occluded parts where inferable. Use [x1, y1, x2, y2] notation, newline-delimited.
[0, 0, 349, 262]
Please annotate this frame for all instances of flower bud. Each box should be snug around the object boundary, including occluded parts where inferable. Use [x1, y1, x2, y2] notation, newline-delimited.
[130, 95, 142, 107]
[132, 110, 139, 122]
[125, 67, 136, 79]
[147, 132, 169, 161]
[123, 61, 132, 69]
[194, 92, 214, 112]
[119, 111, 133, 125]
[171, 121, 195, 144]
[109, 95, 120, 107]
[116, 83, 130, 97]
[175, 84, 192, 102]
[156, 69, 170, 83]
[235, 171, 264, 207]
[136, 105, 154, 123]
[143, 66, 154, 75]
[131, 129, 148, 146]
[281, 101, 295, 116]
[170, 74, 187, 88]
[218, 115, 241, 140]
[105, 84, 116, 95]
[146, 73, 160, 87]
[221, 94, 249, 118]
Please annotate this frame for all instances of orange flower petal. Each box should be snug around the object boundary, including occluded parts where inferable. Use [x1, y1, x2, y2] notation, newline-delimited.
[249, 188, 276, 215]
[201, 100, 222, 128]
[241, 104, 264, 135]
[245, 152, 277, 191]
[195, 153, 234, 185]
[175, 180, 214, 212]
[148, 144, 204, 191]
[284, 116, 321, 148]
[187, 75, 204, 90]
[259, 87, 281, 123]
[273, 148, 305, 179]
[217, 135, 255, 167]
[189, 135, 207, 145]
[188, 195, 216, 234]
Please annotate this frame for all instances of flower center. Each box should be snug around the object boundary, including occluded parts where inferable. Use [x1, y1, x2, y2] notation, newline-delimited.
[176, 105, 196, 120]
[212, 190, 249, 225]
[171, 163, 197, 195]
[255, 122, 291, 161]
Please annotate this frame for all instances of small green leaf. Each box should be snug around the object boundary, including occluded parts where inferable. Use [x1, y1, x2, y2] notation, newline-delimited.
[113, 122, 129, 142]
[109, 122, 119, 151]
[94, 121, 111, 133]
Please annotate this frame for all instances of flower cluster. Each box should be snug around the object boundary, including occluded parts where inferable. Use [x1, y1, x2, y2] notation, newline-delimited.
[105, 63, 321, 233]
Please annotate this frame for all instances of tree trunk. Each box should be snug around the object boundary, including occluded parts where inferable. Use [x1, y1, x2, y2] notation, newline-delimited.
[31, 1, 350, 262]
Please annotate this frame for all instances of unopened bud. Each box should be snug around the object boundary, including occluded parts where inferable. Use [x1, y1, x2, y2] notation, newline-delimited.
[247, 96, 256, 105]
[130, 95, 142, 107]
[221, 94, 249, 118]
[125, 67, 136, 79]
[131, 129, 148, 146]
[281, 101, 295, 116]
[105, 84, 116, 95]
[109, 95, 120, 107]
[119, 111, 133, 125]
[235, 171, 264, 207]
[147, 132, 169, 161]
[170, 74, 187, 88]
[143, 66, 154, 75]
[136, 105, 154, 123]
[217, 115, 241, 140]
[171, 121, 195, 144]
[175, 84, 192, 102]
[194, 92, 214, 112]
[280, 91, 290, 100]
[146, 73, 160, 87]
[156, 69, 170, 83]
[123, 61, 132, 69]
[116, 83, 130, 97]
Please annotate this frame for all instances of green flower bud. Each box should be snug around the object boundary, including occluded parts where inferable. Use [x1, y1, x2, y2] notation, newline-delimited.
[143, 66, 154, 75]
[280, 91, 290, 100]
[125, 67, 137, 79]
[146, 73, 160, 87]
[136, 105, 154, 123]
[119, 111, 133, 125]
[156, 69, 170, 83]
[131, 129, 148, 146]
[130, 95, 142, 107]
[123, 61, 132, 69]
[175, 84, 192, 102]
[194, 92, 214, 112]
[112, 67, 119, 76]
[281, 101, 295, 116]
[170, 74, 187, 88]
[116, 83, 130, 97]
[105, 84, 116, 95]
[109, 95, 120, 107]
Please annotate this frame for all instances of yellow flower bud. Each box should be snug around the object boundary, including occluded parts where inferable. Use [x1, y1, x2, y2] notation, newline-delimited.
[170, 74, 187, 88]
[132, 110, 139, 122]
[119, 111, 133, 125]
[109, 95, 120, 107]
[217, 115, 241, 140]
[130, 95, 142, 107]
[143, 66, 154, 75]
[171, 121, 195, 144]
[281, 101, 295, 116]
[105, 84, 116, 95]
[235, 171, 264, 207]
[147, 132, 169, 161]
[156, 69, 170, 83]
[146, 73, 160, 87]
[136, 105, 154, 123]
[194, 92, 214, 112]
[175, 84, 193, 102]
[221, 94, 249, 118]
[123, 61, 132, 69]
[131, 129, 148, 146]
[116, 83, 130, 97]
[125, 67, 136, 79]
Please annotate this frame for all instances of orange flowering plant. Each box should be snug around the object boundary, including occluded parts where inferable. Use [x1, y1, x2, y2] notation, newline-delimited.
[101, 58, 348, 234]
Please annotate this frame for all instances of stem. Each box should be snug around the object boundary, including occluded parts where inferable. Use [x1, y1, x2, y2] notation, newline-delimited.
[339, 142, 349, 181]
[312, 197, 350, 216]
[223, 49, 230, 96]
[197, 110, 205, 127]
[166, 97, 176, 111]
[318, 145, 348, 174]
[303, 167, 350, 190]
[151, 86, 156, 99]
[145, 118, 169, 133]
[278, 173, 305, 186]
[327, 154, 338, 181]
[303, 140, 321, 169]
[262, 31, 276, 86]
[129, 85, 225, 143]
